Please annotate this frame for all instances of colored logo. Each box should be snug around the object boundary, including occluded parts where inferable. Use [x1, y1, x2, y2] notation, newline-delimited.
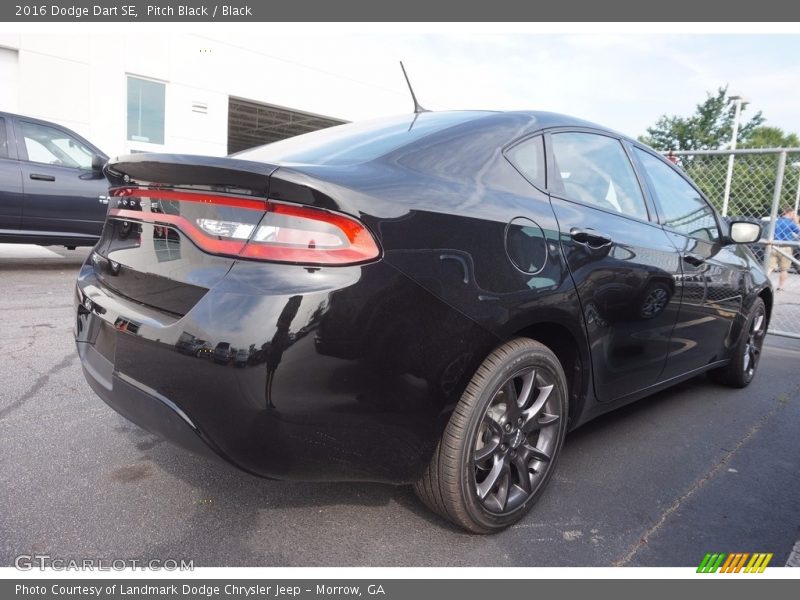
[697, 552, 773, 573]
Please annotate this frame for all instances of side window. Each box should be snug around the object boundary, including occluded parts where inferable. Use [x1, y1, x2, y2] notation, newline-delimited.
[550, 132, 648, 220]
[0, 117, 7, 158]
[127, 76, 165, 144]
[20, 121, 94, 169]
[506, 135, 545, 189]
[634, 148, 720, 242]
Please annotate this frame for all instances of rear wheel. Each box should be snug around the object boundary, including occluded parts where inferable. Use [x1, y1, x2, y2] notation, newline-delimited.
[708, 297, 767, 388]
[414, 338, 568, 533]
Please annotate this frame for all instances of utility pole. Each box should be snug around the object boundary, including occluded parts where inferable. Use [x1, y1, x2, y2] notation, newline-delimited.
[721, 95, 744, 217]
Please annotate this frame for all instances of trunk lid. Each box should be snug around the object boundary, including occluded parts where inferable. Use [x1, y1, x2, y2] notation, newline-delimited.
[92, 153, 379, 316]
[93, 154, 278, 315]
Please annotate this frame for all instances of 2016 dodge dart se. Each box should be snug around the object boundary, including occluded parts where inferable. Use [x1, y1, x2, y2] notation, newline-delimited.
[75, 111, 770, 533]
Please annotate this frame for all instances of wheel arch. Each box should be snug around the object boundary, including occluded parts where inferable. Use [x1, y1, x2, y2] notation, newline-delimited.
[758, 286, 773, 327]
[507, 319, 592, 430]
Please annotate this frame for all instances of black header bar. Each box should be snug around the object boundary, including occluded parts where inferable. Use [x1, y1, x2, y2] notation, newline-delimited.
[2, 1, 800, 22]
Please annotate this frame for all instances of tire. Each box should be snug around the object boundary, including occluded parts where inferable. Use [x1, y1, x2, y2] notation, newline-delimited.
[413, 337, 569, 533]
[708, 297, 767, 388]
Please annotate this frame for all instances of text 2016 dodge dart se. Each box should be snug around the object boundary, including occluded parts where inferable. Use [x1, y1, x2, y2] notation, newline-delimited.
[75, 111, 769, 532]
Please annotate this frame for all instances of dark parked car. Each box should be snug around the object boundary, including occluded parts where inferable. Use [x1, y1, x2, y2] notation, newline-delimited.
[0, 111, 108, 247]
[212, 342, 233, 365]
[75, 111, 770, 533]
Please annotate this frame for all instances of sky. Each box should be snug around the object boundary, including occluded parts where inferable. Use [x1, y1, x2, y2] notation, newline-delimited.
[213, 32, 800, 140]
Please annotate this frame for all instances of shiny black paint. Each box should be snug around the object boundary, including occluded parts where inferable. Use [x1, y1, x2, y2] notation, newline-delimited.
[659, 231, 748, 379]
[549, 195, 683, 402]
[92, 218, 232, 316]
[103, 152, 277, 195]
[77, 253, 497, 482]
[75, 111, 772, 483]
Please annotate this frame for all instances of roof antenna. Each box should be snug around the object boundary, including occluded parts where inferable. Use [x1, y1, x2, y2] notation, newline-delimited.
[400, 61, 428, 114]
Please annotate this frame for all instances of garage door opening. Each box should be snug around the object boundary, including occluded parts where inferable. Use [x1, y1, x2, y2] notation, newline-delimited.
[227, 97, 346, 154]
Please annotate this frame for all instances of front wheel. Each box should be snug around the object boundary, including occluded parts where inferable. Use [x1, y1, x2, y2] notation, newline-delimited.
[413, 338, 568, 533]
[708, 297, 767, 388]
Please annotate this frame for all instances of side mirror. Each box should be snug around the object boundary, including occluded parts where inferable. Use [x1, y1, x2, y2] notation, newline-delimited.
[91, 154, 106, 172]
[726, 220, 762, 244]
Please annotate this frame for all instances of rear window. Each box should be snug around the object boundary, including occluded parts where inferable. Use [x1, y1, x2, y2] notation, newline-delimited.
[233, 111, 491, 166]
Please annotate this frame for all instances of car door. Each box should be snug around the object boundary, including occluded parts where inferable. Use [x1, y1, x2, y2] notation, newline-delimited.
[545, 130, 682, 403]
[16, 118, 108, 237]
[632, 146, 746, 380]
[0, 114, 24, 231]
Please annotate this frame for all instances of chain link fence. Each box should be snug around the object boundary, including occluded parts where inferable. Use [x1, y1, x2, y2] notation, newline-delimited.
[665, 148, 800, 338]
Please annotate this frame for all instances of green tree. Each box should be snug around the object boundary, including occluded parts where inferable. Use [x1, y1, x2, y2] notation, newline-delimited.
[741, 126, 800, 149]
[639, 89, 800, 218]
[639, 86, 764, 151]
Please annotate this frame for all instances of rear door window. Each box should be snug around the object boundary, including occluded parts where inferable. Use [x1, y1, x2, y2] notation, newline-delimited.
[550, 132, 649, 221]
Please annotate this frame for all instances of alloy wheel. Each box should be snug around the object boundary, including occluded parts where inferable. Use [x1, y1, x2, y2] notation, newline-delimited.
[743, 308, 766, 379]
[472, 367, 561, 515]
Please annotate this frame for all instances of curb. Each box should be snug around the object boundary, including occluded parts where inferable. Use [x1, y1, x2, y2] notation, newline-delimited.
[786, 541, 800, 567]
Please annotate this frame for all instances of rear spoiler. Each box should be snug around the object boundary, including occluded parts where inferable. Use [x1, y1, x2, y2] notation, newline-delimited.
[104, 153, 278, 196]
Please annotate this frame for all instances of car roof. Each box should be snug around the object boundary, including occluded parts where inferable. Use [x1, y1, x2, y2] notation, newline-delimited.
[490, 109, 632, 141]
[234, 109, 639, 168]
[380, 109, 625, 136]
[0, 110, 71, 127]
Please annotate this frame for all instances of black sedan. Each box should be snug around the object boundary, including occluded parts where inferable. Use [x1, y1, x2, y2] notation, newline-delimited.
[75, 111, 770, 533]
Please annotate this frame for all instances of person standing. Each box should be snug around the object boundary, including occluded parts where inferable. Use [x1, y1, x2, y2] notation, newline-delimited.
[767, 207, 800, 291]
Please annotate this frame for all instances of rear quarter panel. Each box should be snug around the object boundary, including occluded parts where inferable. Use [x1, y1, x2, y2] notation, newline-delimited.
[279, 113, 592, 420]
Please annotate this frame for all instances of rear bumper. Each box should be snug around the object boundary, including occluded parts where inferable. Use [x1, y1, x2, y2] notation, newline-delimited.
[78, 341, 222, 463]
[74, 255, 497, 484]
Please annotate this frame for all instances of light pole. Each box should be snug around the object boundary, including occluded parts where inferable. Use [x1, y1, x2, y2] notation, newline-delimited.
[721, 94, 745, 217]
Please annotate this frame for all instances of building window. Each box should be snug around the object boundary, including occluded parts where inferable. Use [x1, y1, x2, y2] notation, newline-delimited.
[127, 76, 165, 144]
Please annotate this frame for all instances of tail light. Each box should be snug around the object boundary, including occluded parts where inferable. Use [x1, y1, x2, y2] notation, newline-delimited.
[108, 188, 380, 265]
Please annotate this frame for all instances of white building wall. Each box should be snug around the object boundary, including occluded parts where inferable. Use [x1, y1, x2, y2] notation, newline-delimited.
[0, 32, 408, 160]
[0, 46, 20, 113]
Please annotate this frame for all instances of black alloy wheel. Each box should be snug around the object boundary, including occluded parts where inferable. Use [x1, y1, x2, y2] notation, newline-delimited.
[473, 366, 560, 514]
[414, 338, 568, 533]
[742, 302, 767, 383]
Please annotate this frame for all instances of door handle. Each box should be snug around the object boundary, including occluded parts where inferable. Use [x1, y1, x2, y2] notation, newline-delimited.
[570, 227, 613, 248]
[682, 252, 706, 267]
[30, 173, 56, 182]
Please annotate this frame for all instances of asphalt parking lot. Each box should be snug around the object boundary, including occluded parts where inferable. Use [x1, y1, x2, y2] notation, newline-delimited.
[1, 244, 799, 568]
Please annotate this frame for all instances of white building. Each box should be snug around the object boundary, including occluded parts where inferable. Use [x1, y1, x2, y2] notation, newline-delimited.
[0, 32, 410, 159]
